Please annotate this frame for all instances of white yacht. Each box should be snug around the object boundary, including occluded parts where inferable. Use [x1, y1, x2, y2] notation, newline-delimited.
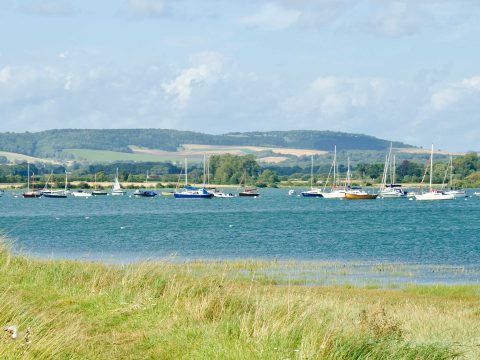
[320, 146, 346, 199]
[71, 190, 93, 198]
[414, 145, 454, 201]
[111, 168, 126, 196]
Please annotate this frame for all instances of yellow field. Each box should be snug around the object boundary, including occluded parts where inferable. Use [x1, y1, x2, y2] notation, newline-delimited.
[130, 144, 327, 159]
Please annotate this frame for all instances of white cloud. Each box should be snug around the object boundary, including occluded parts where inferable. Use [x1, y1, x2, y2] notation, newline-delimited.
[0, 67, 11, 83]
[237, 3, 301, 30]
[162, 52, 226, 108]
[426, 75, 480, 112]
[462, 76, 480, 91]
[283, 76, 392, 121]
[366, 1, 425, 37]
[128, 0, 166, 17]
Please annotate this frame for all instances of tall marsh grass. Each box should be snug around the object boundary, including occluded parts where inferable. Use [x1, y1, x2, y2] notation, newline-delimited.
[0, 240, 477, 359]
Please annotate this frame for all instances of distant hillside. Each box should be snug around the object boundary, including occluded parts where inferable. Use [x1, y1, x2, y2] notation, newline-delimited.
[0, 129, 411, 159]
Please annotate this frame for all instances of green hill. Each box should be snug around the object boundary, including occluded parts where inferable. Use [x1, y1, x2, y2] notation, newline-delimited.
[0, 129, 410, 159]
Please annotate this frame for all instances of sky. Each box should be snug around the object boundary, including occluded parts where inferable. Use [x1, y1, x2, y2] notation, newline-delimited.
[0, 0, 479, 151]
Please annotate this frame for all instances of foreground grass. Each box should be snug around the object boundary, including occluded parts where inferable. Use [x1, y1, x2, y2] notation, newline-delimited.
[0, 244, 479, 359]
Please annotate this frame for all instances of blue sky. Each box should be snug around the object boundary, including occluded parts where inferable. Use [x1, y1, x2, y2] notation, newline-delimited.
[1, 0, 479, 150]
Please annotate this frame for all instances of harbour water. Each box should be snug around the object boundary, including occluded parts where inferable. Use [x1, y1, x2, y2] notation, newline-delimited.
[0, 188, 478, 264]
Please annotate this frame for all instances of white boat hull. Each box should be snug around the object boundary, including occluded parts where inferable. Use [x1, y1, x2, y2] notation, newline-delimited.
[414, 192, 455, 201]
[444, 190, 467, 198]
[213, 192, 236, 198]
[321, 190, 346, 199]
[72, 192, 92, 197]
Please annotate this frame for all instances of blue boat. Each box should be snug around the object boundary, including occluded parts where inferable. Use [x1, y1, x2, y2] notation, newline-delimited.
[174, 187, 214, 199]
[133, 190, 157, 197]
[174, 158, 213, 199]
[301, 189, 323, 197]
[133, 171, 157, 197]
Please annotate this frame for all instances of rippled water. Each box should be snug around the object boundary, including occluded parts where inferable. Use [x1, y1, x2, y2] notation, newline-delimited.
[0, 188, 479, 268]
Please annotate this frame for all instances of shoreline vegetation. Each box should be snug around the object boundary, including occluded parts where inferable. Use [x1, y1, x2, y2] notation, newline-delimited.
[0, 181, 474, 191]
[1, 240, 479, 359]
[2, 151, 480, 190]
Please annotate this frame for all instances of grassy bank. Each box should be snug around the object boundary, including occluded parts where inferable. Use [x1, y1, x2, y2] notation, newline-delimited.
[1, 242, 479, 359]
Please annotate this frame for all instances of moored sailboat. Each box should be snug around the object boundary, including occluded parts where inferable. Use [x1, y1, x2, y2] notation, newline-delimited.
[238, 170, 259, 197]
[22, 162, 42, 198]
[321, 146, 346, 199]
[174, 158, 213, 199]
[414, 145, 454, 201]
[379, 146, 407, 198]
[443, 155, 467, 198]
[111, 168, 126, 196]
[345, 158, 378, 200]
[301, 156, 323, 197]
[43, 171, 69, 198]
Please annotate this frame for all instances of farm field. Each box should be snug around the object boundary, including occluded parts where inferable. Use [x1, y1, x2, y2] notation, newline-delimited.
[64, 145, 327, 164]
[0, 151, 57, 164]
[63, 149, 200, 163]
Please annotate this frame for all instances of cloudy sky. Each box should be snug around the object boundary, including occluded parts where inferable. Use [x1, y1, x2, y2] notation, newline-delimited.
[1, 0, 479, 150]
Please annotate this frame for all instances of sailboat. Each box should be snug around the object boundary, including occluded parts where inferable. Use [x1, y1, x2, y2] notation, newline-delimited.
[238, 170, 260, 197]
[22, 162, 42, 198]
[379, 145, 407, 198]
[111, 168, 126, 196]
[443, 155, 466, 198]
[92, 173, 108, 196]
[43, 171, 69, 198]
[301, 156, 323, 197]
[345, 158, 378, 200]
[201, 155, 235, 198]
[174, 158, 213, 199]
[134, 170, 157, 197]
[414, 145, 454, 201]
[321, 146, 347, 199]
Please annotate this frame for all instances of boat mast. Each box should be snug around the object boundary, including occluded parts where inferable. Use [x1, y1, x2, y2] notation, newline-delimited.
[207, 155, 210, 186]
[26, 161, 30, 192]
[346, 157, 351, 188]
[450, 155, 453, 189]
[333, 146, 337, 189]
[429, 144, 434, 192]
[310, 155, 314, 189]
[244, 170, 247, 191]
[64, 171, 68, 192]
[184, 158, 188, 187]
[203, 154, 206, 188]
[393, 155, 396, 185]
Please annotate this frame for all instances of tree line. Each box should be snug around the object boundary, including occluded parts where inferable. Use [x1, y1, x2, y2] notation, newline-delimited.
[1, 153, 480, 188]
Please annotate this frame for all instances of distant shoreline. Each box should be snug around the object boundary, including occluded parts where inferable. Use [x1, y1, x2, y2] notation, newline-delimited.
[0, 182, 473, 190]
